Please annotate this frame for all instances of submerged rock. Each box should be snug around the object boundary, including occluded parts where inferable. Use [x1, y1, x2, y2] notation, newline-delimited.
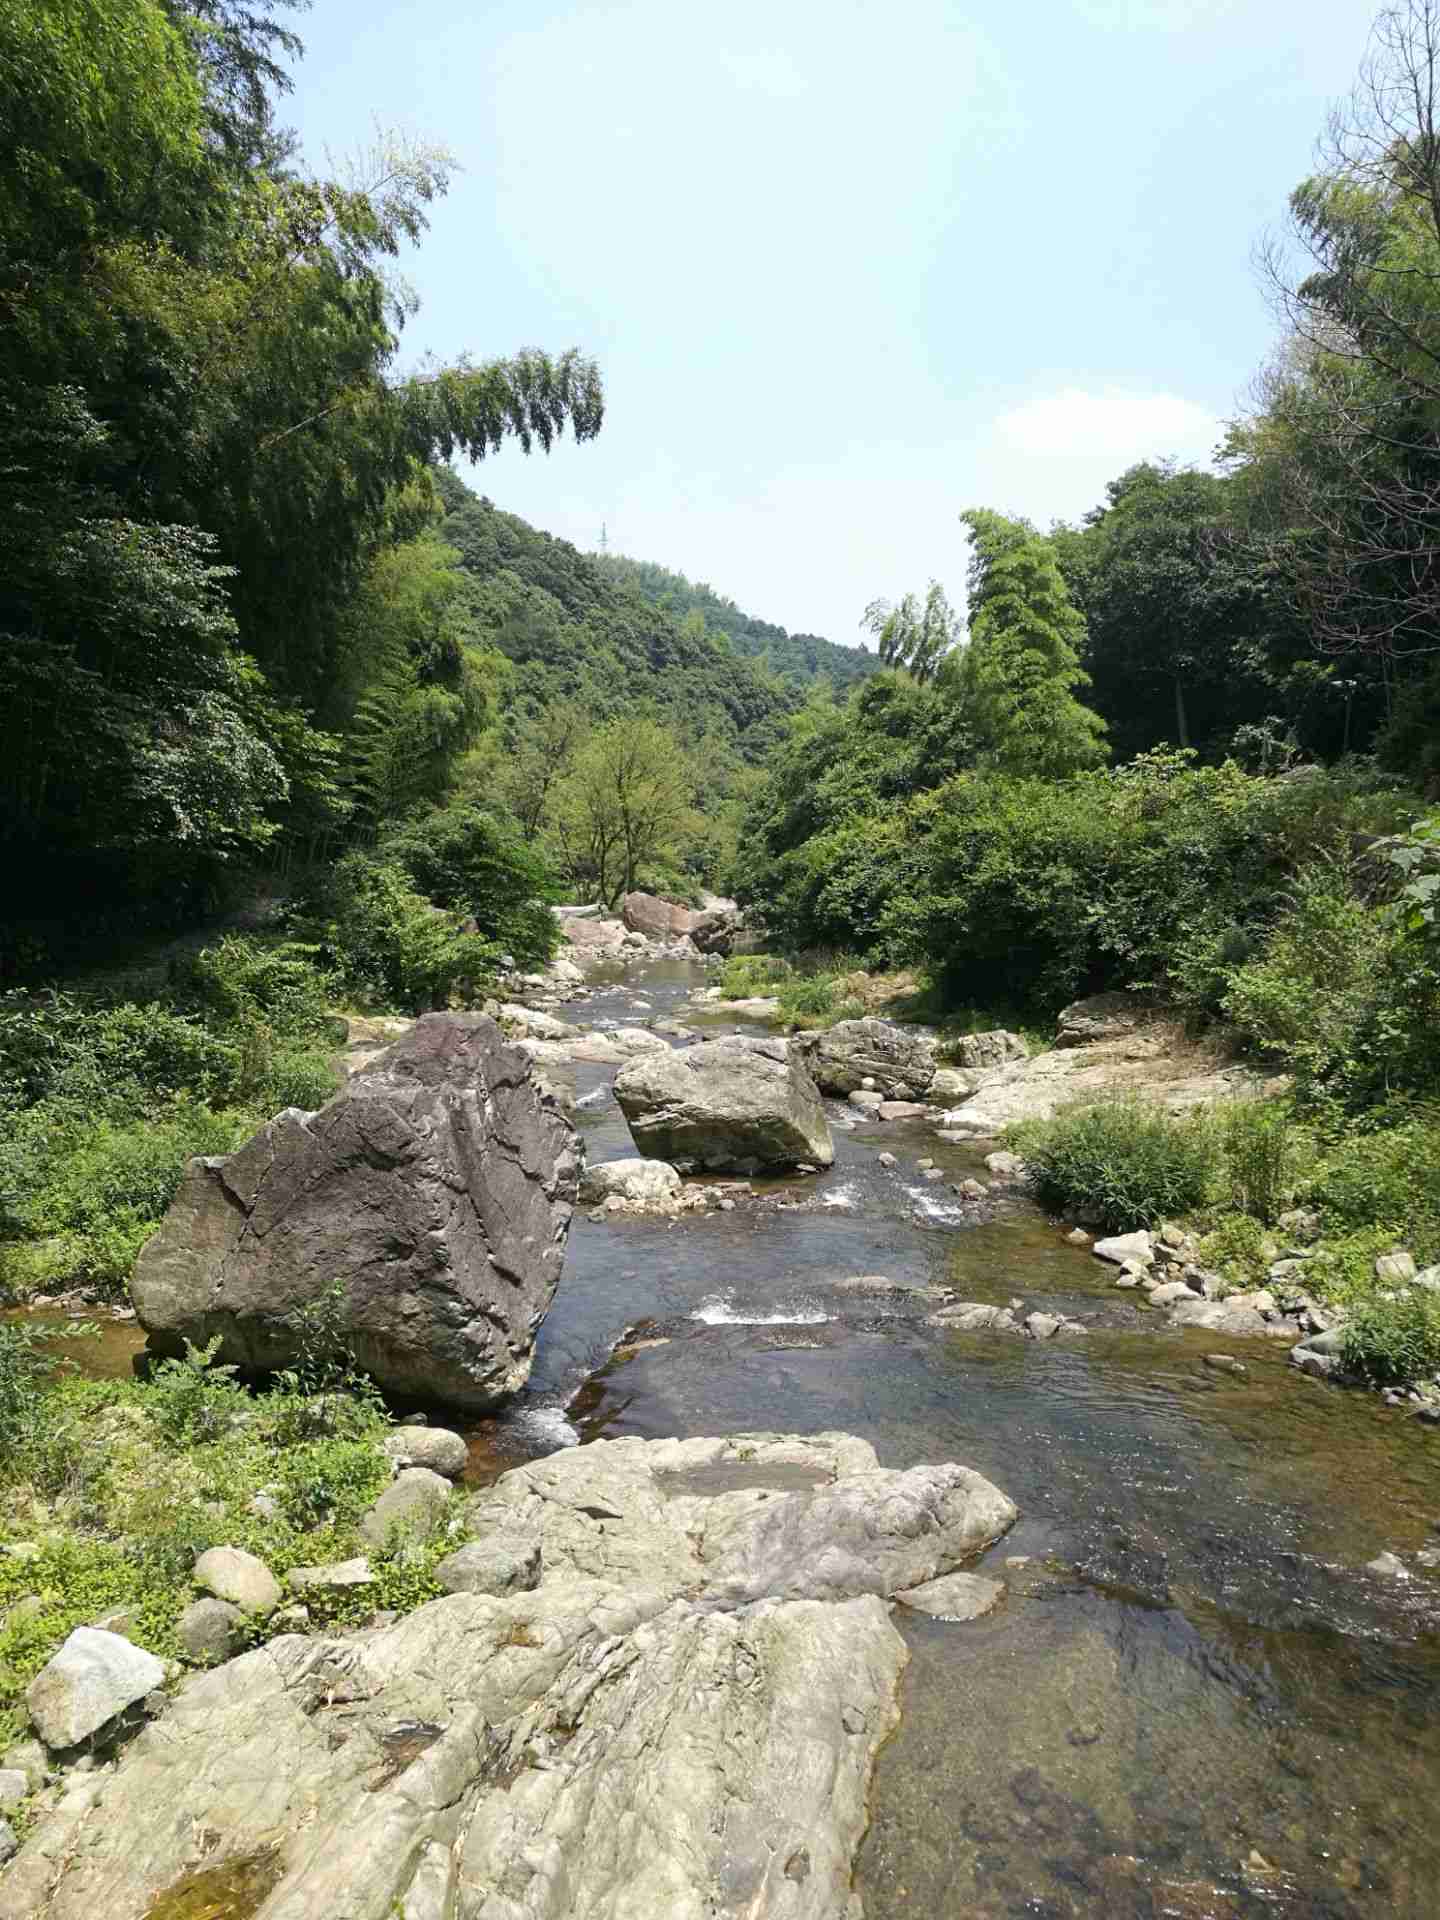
[615, 1036, 834, 1173]
[132, 1014, 579, 1412]
[895, 1570, 1004, 1621]
[0, 1433, 1014, 1920]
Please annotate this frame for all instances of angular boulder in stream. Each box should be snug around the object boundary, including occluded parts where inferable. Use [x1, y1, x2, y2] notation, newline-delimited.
[0, 1433, 1015, 1920]
[614, 1034, 834, 1172]
[131, 1014, 579, 1411]
[795, 1016, 937, 1098]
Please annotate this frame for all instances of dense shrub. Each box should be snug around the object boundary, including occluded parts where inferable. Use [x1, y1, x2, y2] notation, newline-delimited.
[1340, 1290, 1440, 1388]
[1217, 1101, 1298, 1225]
[1223, 867, 1440, 1104]
[1010, 1099, 1220, 1231]
[1301, 1115, 1440, 1258]
[310, 853, 496, 1013]
[380, 802, 559, 969]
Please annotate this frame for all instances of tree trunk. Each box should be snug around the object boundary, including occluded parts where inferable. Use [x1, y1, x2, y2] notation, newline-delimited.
[1173, 678, 1190, 749]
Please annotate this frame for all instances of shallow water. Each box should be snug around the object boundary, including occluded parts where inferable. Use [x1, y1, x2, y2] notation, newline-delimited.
[23, 958, 1440, 1915]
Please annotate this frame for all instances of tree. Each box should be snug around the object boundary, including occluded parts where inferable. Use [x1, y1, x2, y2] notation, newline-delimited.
[955, 510, 1108, 776]
[551, 715, 695, 905]
[860, 581, 961, 684]
[1055, 463, 1279, 758]
[1248, 0, 1440, 699]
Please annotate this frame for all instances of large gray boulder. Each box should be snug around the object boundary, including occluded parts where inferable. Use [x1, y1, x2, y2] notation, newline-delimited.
[25, 1629, 165, 1751]
[795, 1018, 936, 1098]
[132, 1014, 579, 1411]
[614, 1036, 834, 1173]
[0, 1434, 1012, 1920]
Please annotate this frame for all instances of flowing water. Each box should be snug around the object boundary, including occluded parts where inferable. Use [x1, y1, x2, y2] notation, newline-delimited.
[24, 957, 1440, 1917]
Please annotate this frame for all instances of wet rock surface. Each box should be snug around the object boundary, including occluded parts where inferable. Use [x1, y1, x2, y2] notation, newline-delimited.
[132, 1014, 580, 1411]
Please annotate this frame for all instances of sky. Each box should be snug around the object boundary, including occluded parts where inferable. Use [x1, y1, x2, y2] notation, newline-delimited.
[285, 0, 1377, 646]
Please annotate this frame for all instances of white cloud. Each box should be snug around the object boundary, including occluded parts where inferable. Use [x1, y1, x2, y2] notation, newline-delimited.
[992, 384, 1221, 465]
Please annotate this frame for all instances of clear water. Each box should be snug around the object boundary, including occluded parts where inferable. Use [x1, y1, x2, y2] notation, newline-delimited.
[25, 958, 1440, 1916]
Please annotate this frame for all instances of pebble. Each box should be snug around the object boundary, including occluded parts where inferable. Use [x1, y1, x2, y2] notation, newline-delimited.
[877, 1152, 897, 1169]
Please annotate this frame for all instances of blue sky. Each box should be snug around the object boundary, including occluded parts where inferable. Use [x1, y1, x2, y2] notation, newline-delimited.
[286, 0, 1374, 644]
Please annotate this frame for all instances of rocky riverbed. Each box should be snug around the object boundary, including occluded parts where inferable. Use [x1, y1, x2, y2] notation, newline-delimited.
[6, 952, 1440, 1918]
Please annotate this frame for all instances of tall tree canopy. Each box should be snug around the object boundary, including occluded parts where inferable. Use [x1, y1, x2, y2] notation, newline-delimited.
[955, 510, 1108, 776]
[0, 0, 603, 917]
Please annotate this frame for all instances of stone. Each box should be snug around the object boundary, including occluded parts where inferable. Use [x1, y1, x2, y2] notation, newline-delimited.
[435, 1535, 541, 1597]
[1296, 1326, 1346, 1357]
[287, 1557, 374, 1593]
[360, 1468, 451, 1548]
[950, 1030, 1027, 1071]
[877, 1101, 927, 1121]
[271, 1605, 311, 1633]
[1414, 1265, 1440, 1293]
[1025, 1312, 1063, 1339]
[25, 1629, 165, 1751]
[132, 1015, 579, 1412]
[561, 916, 627, 951]
[1290, 1347, 1338, 1379]
[984, 1151, 1026, 1181]
[877, 1151, 897, 1167]
[1054, 991, 1160, 1048]
[497, 1003, 579, 1043]
[1366, 1551, 1409, 1580]
[1092, 1231, 1154, 1267]
[1278, 1207, 1321, 1242]
[1065, 1228, 1092, 1246]
[178, 1598, 245, 1664]
[193, 1547, 280, 1616]
[1147, 1280, 1198, 1307]
[690, 906, 742, 955]
[1168, 1299, 1277, 1338]
[0, 1770, 28, 1810]
[382, 1425, 469, 1481]
[927, 1303, 1018, 1332]
[928, 1068, 977, 1102]
[614, 1035, 834, 1173]
[0, 1744, 46, 1794]
[794, 1018, 937, 1098]
[1114, 1273, 1143, 1289]
[0, 1820, 14, 1866]
[1203, 1353, 1248, 1376]
[894, 1571, 1004, 1621]
[0, 1433, 1013, 1920]
[620, 891, 699, 939]
[1375, 1249, 1418, 1284]
[578, 1157, 683, 1210]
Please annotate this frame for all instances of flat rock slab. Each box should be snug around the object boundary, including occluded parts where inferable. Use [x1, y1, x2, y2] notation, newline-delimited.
[132, 1014, 579, 1412]
[0, 1432, 1016, 1920]
[895, 1571, 1004, 1621]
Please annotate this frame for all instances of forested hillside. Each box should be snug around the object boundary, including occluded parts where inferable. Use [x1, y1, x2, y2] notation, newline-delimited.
[436, 474, 800, 758]
[594, 553, 875, 691]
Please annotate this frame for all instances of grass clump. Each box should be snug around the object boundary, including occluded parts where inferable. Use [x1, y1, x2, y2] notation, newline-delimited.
[1010, 1099, 1220, 1232]
[1340, 1291, 1440, 1388]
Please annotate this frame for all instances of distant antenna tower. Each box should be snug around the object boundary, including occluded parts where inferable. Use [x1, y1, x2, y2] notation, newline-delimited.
[599, 521, 609, 556]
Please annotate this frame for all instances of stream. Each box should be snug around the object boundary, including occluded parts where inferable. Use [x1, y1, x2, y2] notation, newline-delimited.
[28, 956, 1440, 1917]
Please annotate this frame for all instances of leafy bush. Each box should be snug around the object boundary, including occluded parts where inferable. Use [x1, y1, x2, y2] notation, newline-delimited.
[1011, 1098, 1220, 1231]
[0, 991, 237, 1112]
[715, 954, 792, 996]
[1223, 864, 1440, 1104]
[380, 802, 559, 969]
[312, 853, 497, 1013]
[1340, 1290, 1440, 1387]
[1301, 1114, 1440, 1259]
[173, 935, 335, 1043]
[1218, 1101, 1298, 1224]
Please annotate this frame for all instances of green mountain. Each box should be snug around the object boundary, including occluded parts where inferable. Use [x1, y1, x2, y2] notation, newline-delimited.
[595, 552, 874, 691]
[439, 472, 849, 760]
